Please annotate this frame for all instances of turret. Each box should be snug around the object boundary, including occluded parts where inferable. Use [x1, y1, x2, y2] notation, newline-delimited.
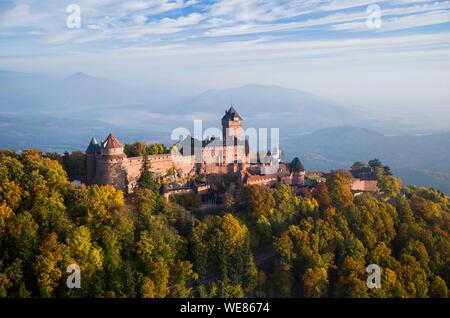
[260, 150, 279, 175]
[86, 137, 99, 184]
[290, 157, 305, 186]
[101, 133, 125, 157]
[96, 133, 127, 191]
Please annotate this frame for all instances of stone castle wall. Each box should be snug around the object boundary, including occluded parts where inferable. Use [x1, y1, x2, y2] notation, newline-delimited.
[92, 153, 197, 192]
[93, 157, 127, 190]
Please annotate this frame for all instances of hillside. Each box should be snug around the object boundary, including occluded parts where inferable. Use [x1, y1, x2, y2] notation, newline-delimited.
[0, 151, 448, 298]
[282, 127, 450, 194]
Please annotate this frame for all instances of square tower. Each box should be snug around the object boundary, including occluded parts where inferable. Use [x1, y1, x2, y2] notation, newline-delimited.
[222, 106, 243, 142]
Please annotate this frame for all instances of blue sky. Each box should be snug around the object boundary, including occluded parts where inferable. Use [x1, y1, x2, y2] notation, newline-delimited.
[1, 0, 450, 111]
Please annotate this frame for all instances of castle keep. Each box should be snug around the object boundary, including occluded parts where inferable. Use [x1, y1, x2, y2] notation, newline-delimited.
[86, 107, 306, 194]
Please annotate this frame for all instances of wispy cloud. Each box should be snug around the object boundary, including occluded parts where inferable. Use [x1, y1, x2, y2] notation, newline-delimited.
[0, 0, 449, 112]
[1, 0, 449, 45]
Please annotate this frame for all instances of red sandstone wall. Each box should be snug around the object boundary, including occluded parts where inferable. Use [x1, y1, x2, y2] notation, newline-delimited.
[350, 179, 379, 192]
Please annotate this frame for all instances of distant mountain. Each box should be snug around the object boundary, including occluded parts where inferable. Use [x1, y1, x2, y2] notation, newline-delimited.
[166, 84, 365, 133]
[56, 72, 132, 106]
[65, 72, 96, 81]
[0, 71, 139, 110]
[282, 127, 450, 194]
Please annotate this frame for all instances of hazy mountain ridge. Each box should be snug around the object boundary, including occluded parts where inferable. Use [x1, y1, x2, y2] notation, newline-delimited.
[0, 71, 144, 110]
[167, 84, 367, 133]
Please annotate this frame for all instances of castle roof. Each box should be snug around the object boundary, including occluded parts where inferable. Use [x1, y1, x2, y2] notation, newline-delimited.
[102, 133, 123, 150]
[173, 135, 202, 156]
[290, 157, 305, 173]
[222, 106, 243, 122]
[86, 137, 99, 154]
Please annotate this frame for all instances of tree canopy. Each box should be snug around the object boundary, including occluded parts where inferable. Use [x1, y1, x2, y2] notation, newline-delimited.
[0, 151, 448, 298]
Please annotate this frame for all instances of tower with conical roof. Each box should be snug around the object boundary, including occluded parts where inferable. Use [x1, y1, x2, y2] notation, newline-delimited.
[290, 157, 305, 186]
[85, 133, 127, 189]
[86, 137, 99, 184]
[101, 133, 125, 157]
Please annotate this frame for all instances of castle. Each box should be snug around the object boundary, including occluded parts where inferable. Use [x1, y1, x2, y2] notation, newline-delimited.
[86, 107, 306, 194]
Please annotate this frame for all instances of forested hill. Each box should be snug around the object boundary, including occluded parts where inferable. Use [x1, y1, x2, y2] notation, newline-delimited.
[0, 150, 449, 298]
[283, 127, 450, 195]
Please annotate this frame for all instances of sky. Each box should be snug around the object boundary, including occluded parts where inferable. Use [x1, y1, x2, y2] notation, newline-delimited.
[0, 0, 450, 112]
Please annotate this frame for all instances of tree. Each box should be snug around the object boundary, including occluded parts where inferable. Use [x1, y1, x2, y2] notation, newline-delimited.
[0, 258, 30, 297]
[170, 192, 200, 210]
[140, 277, 155, 298]
[350, 161, 366, 177]
[148, 144, 168, 155]
[271, 184, 299, 229]
[124, 141, 149, 157]
[368, 159, 383, 169]
[397, 254, 429, 297]
[272, 232, 294, 297]
[334, 256, 369, 298]
[0, 203, 13, 236]
[327, 171, 353, 210]
[313, 182, 332, 211]
[137, 156, 157, 191]
[66, 226, 103, 294]
[62, 151, 86, 181]
[379, 175, 402, 197]
[302, 267, 329, 298]
[33, 233, 67, 297]
[192, 214, 256, 294]
[170, 260, 198, 297]
[131, 187, 160, 231]
[223, 184, 236, 211]
[8, 211, 39, 264]
[383, 165, 392, 176]
[429, 276, 448, 298]
[240, 185, 275, 221]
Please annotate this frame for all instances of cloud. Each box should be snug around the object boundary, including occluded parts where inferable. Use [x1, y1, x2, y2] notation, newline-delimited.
[0, 3, 48, 29]
[1, 0, 450, 108]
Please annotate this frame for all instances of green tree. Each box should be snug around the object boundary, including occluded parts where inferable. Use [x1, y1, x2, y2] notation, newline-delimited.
[429, 276, 448, 298]
[334, 256, 369, 298]
[33, 233, 68, 297]
[148, 144, 168, 155]
[379, 175, 402, 197]
[137, 156, 157, 191]
[240, 185, 275, 221]
[124, 141, 149, 157]
[62, 151, 86, 181]
[66, 226, 103, 294]
[327, 171, 354, 210]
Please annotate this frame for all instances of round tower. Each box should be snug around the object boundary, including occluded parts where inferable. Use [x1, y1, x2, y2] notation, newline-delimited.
[97, 133, 128, 191]
[101, 133, 125, 157]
